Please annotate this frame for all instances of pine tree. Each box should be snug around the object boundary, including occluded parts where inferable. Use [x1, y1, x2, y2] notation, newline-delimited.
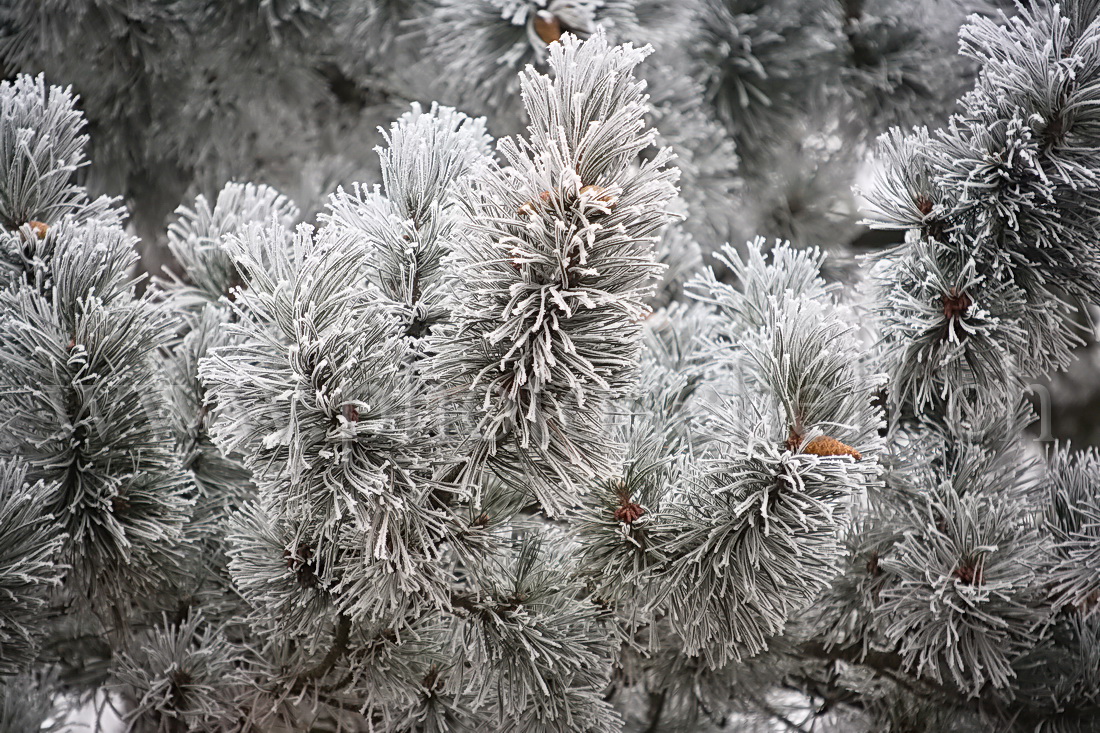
[0, 2, 1099, 733]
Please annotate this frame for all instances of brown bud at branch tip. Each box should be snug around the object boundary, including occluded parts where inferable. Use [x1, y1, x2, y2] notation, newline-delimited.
[533, 11, 562, 44]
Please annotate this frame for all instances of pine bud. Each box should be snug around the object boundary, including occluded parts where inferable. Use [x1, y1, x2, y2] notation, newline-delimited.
[224, 264, 247, 301]
[423, 665, 443, 692]
[614, 502, 645, 524]
[533, 10, 562, 44]
[26, 220, 48, 239]
[611, 478, 645, 524]
[284, 543, 323, 589]
[954, 560, 983, 586]
[165, 668, 194, 710]
[942, 287, 971, 339]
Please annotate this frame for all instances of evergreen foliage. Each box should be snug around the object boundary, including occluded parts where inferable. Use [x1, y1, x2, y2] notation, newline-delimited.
[1, 2, 1100, 732]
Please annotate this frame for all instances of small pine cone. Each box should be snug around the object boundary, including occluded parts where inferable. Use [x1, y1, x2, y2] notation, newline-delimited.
[579, 184, 617, 210]
[802, 436, 862, 461]
[27, 220, 48, 239]
[518, 190, 554, 217]
[533, 10, 562, 44]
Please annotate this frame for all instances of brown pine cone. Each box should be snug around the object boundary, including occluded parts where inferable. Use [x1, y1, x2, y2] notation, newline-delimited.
[802, 436, 862, 461]
[579, 184, 617, 210]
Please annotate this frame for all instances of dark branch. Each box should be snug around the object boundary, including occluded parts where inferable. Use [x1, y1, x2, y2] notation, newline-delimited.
[297, 614, 351, 684]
